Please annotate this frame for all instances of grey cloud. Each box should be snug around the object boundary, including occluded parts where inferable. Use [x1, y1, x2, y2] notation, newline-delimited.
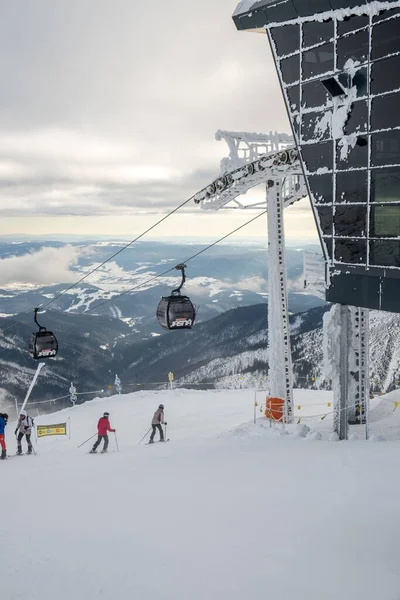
[0, 166, 221, 216]
[0, 0, 290, 221]
[0, 245, 80, 285]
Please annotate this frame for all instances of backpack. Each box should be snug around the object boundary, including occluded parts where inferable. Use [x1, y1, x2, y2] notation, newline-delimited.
[21, 415, 34, 429]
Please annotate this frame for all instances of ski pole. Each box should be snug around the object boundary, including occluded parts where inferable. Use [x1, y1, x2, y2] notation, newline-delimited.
[30, 437, 37, 455]
[78, 433, 97, 448]
[164, 424, 167, 441]
[114, 431, 119, 453]
[139, 427, 151, 444]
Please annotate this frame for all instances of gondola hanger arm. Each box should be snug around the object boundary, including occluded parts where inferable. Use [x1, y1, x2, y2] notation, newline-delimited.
[171, 264, 187, 296]
[34, 308, 46, 331]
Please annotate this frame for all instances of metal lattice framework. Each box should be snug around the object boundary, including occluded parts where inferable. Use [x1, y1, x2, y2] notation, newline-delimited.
[194, 144, 307, 211]
[193, 131, 370, 434]
[193, 131, 308, 421]
[215, 129, 295, 173]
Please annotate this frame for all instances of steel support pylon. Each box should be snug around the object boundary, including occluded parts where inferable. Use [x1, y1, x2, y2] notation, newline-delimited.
[348, 307, 370, 427]
[267, 179, 293, 422]
[328, 305, 370, 440]
[337, 305, 350, 440]
[360, 308, 370, 439]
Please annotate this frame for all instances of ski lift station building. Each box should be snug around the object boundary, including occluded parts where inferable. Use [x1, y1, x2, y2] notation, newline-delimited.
[234, 0, 400, 313]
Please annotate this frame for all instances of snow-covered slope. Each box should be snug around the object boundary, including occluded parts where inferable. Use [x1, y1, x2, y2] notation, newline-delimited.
[2, 388, 400, 600]
[168, 307, 400, 394]
[369, 311, 400, 392]
[1, 300, 400, 412]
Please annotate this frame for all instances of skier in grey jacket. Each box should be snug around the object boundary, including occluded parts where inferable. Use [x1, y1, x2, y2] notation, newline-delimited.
[149, 404, 167, 443]
[15, 409, 34, 455]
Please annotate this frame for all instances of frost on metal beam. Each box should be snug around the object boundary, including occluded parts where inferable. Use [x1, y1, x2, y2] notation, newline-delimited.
[193, 147, 306, 211]
[216, 129, 294, 174]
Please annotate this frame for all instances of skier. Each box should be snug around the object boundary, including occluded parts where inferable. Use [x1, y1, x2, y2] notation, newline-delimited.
[90, 412, 115, 453]
[15, 409, 34, 455]
[149, 404, 167, 443]
[0, 413, 8, 459]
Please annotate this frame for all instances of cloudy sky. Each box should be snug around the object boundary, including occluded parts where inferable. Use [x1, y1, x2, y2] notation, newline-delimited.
[0, 0, 317, 240]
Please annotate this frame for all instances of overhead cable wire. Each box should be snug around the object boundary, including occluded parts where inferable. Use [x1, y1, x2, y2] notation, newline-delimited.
[0, 192, 197, 352]
[87, 210, 267, 314]
[0, 309, 36, 355]
[0, 311, 32, 335]
[39, 195, 196, 310]
[0, 209, 267, 350]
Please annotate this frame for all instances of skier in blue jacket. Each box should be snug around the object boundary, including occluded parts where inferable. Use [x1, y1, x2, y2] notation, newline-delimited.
[0, 413, 8, 459]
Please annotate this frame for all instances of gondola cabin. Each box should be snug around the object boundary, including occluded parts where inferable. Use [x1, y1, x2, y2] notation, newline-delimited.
[29, 330, 58, 359]
[156, 263, 196, 331]
[157, 295, 196, 330]
[29, 308, 59, 359]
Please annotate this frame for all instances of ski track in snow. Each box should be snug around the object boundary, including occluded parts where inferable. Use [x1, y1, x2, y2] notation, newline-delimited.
[2, 387, 400, 600]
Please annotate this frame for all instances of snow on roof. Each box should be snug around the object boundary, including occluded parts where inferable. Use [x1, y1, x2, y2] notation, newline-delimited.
[234, 0, 400, 27]
[233, 0, 258, 16]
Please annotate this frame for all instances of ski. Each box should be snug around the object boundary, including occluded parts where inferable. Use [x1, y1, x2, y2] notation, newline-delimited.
[146, 439, 170, 445]
[3, 453, 35, 459]
[14, 453, 35, 457]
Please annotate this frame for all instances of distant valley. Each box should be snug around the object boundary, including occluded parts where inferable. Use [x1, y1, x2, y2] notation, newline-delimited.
[0, 237, 326, 410]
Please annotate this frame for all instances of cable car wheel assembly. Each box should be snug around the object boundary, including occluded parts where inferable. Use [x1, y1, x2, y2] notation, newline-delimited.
[29, 308, 59, 360]
[157, 264, 196, 331]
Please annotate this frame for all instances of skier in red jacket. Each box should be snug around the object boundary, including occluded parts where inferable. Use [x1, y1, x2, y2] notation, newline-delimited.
[90, 412, 115, 453]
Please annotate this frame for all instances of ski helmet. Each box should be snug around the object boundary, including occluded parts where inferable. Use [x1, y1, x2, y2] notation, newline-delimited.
[103, 412, 110, 417]
[1, 413, 7, 423]
[159, 404, 164, 409]
[20, 409, 27, 417]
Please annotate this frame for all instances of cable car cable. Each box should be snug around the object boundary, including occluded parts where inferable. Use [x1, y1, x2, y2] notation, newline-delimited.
[39, 195, 195, 311]
[0, 209, 266, 353]
[0, 193, 195, 351]
[0, 311, 32, 335]
[0, 309, 39, 356]
[86, 210, 267, 314]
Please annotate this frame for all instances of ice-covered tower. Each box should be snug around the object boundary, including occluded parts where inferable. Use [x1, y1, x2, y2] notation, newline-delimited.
[194, 130, 307, 422]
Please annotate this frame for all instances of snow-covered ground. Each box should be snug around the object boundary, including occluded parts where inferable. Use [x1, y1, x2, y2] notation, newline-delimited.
[2, 388, 400, 599]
